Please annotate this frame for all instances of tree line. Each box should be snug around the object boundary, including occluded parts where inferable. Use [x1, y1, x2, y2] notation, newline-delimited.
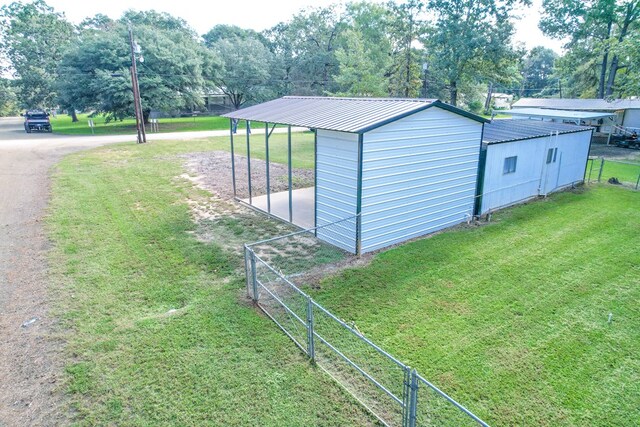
[0, 0, 638, 119]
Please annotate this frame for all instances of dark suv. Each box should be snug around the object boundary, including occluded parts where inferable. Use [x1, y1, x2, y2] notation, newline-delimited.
[23, 110, 52, 133]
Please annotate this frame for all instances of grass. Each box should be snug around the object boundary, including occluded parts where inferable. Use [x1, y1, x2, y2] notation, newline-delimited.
[47, 136, 373, 426]
[233, 130, 316, 170]
[309, 186, 639, 426]
[50, 113, 233, 135]
[586, 158, 640, 186]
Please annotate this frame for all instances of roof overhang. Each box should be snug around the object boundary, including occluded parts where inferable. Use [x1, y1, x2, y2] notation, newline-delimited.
[506, 108, 616, 121]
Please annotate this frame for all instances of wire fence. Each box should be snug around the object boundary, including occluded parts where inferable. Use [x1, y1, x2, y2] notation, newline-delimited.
[585, 157, 640, 190]
[244, 216, 488, 427]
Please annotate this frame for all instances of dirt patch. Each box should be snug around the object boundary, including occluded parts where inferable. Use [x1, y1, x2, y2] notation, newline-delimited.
[178, 153, 299, 258]
[180, 151, 314, 200]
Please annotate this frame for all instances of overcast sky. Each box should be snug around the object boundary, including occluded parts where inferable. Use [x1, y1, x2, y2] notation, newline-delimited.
[1, 0, 565, 53]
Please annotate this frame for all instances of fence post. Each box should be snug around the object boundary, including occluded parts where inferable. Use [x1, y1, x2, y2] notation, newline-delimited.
[636, 171, 640, 190]
[402, 367, 411, 427]
[597, 157, 604, 182]
[588, 158, 594, 183]
[243, 244, 250, 296]
[250, 249, 258, 303]
[408, 369, 418, 427]
[306, 297, 315, 361]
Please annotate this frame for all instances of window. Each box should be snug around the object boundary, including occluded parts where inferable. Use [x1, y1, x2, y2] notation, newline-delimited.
[546, 148, 558, 164]
[553, 147, 558, 162]
[503, 156, 517, 174]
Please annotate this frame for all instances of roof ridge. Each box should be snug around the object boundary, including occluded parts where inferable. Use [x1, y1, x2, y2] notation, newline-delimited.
[282, 96, 437, 103]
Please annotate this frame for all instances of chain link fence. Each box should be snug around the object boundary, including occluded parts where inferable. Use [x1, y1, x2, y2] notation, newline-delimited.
[585, 157, 640, 189]
[244, 216, 488, 427]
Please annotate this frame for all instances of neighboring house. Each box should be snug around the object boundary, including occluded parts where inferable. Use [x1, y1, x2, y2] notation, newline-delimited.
[512, 98, 640, 131]
[478, 120, 593, 215]
[492, 93, 513, 109]
[204, 88, 233, 114]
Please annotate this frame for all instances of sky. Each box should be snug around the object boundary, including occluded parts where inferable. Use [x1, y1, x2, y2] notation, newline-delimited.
[1, 0, 566, 53]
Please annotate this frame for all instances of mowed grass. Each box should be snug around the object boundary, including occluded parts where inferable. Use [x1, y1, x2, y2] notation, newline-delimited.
[600, 159, 640, 185]
[47, 137, 372, 426]
[232, 130, 316, 170]
[310, 186, 640, 426]
[50, 113, 232, 135]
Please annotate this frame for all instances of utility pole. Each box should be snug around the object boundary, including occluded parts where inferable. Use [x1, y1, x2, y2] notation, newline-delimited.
[129, 27, 146, 144]
[484, 82, 493, 113]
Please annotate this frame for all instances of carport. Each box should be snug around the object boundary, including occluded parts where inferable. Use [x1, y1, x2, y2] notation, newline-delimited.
[505, 107, 617, 144]
[223, 96, 486, 254]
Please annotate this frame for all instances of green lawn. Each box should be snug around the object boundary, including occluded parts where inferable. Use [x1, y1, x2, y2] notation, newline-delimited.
[47, 137, 372, 426]
[310, 186, 639, 426]
[50, 113, 232, 135]
[597, 159, 640, 186]
[232, 130, 316, 170]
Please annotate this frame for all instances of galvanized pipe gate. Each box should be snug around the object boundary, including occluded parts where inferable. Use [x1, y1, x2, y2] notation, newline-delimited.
[243, 236, 490, 427]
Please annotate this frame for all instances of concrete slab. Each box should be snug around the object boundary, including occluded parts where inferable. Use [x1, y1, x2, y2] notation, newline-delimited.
[245, 187, 315, 229]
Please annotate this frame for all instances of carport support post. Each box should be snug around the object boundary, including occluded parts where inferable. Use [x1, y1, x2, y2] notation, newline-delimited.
[246, 121, 252, 204]
[229, 119, 236, 197]
[355, 134, 364, 255]
[288, 125, 293, 223]
[265, 122, 271, 214]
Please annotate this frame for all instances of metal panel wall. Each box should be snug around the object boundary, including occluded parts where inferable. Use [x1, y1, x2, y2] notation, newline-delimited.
[315, 129, 359, 253]
[480, 130, 591, 214]
[623, 109, 640, 129]
[360, 107, 483, 253]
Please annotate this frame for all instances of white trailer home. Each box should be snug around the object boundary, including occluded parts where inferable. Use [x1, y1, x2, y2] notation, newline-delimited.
[223, 97, 486, 254]
[477, 120, 594, 215]
[512, 98, 640, 131]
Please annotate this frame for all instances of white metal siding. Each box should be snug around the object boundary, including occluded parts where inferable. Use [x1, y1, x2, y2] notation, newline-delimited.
[623, 109, 640, 129]
[554, 132, 592, 188]
[480, 131, 591, 214]
[360, 107, 483, 253]
[315, 129, 359, 253]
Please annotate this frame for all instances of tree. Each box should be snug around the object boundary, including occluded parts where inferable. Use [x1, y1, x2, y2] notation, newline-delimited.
[611, 29, 640, 97]
[422, 0, 524, 106]
[387, 0, 424, 97]
[264, 6, 346, 95]
[540, 0, 640, 98]
[334, 2, 393, 96]
[0, 78, 19, 116]
[210, 36, 273, 109]
[203, 24, 266, 48]
[57, 11, 220, 123]
[0, 0, 74, 109]
[333, 29, 388, 96]
[521, 46, 559, 97]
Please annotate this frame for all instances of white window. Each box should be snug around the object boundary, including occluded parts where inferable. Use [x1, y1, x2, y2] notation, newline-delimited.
[546, 148, 558, 164]
[503, 156, 517, 174]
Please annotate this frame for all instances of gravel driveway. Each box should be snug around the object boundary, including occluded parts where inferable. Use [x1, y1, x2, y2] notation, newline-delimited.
[0, 117, 301, 426]
[0, 117, 132, 426]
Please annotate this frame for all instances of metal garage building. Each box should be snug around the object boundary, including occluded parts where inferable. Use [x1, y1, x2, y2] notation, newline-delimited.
[477, 120, 594, 215]
[224, 96, 486, 254]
